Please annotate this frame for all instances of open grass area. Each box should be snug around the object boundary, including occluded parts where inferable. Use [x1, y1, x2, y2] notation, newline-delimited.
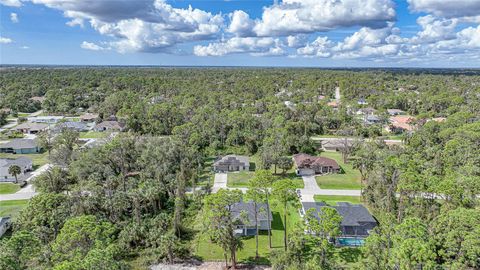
[194, 203, 302, 264]
[79, 131, 107, 139]
[0, 199, 29, 218]
[0, 152, 49, 168]
[314, 195, 362, 206]
[0, 183, 20, 194]
[315, 152, 361, 190]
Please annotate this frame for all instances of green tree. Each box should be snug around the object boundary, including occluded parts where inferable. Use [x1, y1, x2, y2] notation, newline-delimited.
[252, 169, 275, 248]
[8, 165, 21, 184]
[246, 176, 266, 260]
[272, 179, 299, 251]
[277, 156, 293, 176]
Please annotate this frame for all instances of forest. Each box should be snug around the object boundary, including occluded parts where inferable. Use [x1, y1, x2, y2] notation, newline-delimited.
[0, 67, 479, 270]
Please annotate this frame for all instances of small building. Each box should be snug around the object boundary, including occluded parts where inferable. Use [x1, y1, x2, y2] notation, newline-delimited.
[301, 202, 377, 246]
[387, 115, 416, 133]
[14, 122, 48, 134]
[231, 201, 272, 236]
[293, 153, 340, 176]
[357, 98, 368, 105]
[356, 107, 376, 116]
[0, 157, 33, 182]
[27, 116, 64, 124]
[94, 121, 125, 132]
[0, 139, 42, 154]
[321, 139, 353, 152]
[213, 155, 250, 172]
[79, 113, 99, 122]
[0, 217, 12, 238]
[387, 109, 405, 116]
[364, 115, 381, 125]
[327, 100, 339, 108]
[54, 121, 89, 132]
[29, 96, 46, 103]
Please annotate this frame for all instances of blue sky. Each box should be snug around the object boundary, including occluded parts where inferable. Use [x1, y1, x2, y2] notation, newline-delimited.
[1, 0, 479, 67]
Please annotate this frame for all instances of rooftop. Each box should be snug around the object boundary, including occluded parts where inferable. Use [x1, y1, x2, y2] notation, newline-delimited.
[0, 139, 38, 149]
[231, 201, 272, 226]
[214, 155, 250, 166]
[293, 153, 340, 169]
[302, 202, 377, 227]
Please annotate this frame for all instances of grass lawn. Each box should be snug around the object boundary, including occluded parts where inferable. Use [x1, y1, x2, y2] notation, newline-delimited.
[314, 195, 362, 206]
[0, 152, 49, 168]
[0, 199, 29, 218]
[79, 131, 107, 139]
[0, 183, 20, 194]
[194, 203, 302, 264]
[315, 152, 361, 190]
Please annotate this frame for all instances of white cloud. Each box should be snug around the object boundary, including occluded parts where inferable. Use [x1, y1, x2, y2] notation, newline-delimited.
[0, 0, 22, 7]
[20, 46, 29, 49]
[407, 0, 480, 19]
[296, 36, 333, 57]
[80, 41, 107, 51]
[228, 10, 255, 37]
[194, 37, 284, 56]
[0, 37, 13, 44]
[10, 13, 19, 23]
[410, 15, 457, 44]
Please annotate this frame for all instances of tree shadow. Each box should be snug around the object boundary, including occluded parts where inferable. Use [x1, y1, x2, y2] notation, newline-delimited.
[271, 212, 284, 231]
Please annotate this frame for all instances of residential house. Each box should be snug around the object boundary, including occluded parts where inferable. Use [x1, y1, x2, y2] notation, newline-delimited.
[0, 157, 33, 182]
[327, 100, 339, 108]
[387, 109, 405, 116]
[93, 121, 125, 132]
[29, 96, 46, 103]
[54, 121, 89, 132]
[0, 139, 42, 154]
[301, 202, 377, 246]
[387, 115, 416, 133]
[357, 98, 368, 105]
[213, 155, 250, 172]
[231, 201, 272, 236]
[14, 122, 48, 134]
[293, 153, 340, 176]
[28, 116, 64, 124]
[321, 139, 353, 152]
[0, 217, 12, 238]
[355, 107, 376, 116]
[364, 115, 381, 125]
[79, 113, 99, 122]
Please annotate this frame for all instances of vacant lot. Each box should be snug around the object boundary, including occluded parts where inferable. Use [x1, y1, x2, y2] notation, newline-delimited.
[79, 131, 107, 139]
[0, 199, 29, 218]
[0, 183, 20, 194]
[315, 152, 361, 190]
[314, 195, 362, 205]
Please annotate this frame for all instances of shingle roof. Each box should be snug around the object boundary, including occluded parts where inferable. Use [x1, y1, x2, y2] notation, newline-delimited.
[302, 202, 377, 227]
[293, 153, 340, 169]
[56, 121, 87, 130]
[0, 156, 33, 168]
[14, 122, 48, 131]
[214, 155, 250, 166]
[0, 139, 38, 149]
[231, 201, 272, 226]
[95, 121, 125, 130]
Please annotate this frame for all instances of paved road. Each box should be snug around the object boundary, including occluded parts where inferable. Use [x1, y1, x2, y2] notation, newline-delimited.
[335, 86, 341, 102]
[0, 164, 51, 201]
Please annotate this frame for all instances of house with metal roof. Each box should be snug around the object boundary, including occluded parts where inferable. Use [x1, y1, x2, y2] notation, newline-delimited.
[0, 139, 42, 154]
[230, 201, 272, 236]
[213, 155, 250, 172]
[0, 157, 33, 182]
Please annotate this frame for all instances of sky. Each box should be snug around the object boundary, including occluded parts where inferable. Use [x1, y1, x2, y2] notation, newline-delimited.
[0, 0, 479, 67]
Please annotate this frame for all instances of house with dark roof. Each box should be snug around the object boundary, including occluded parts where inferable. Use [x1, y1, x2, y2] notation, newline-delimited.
[213, 155, 250, 172]
[0, 139, 42, 154]
[14, 122, 48, 134]
[0, 157, 33, 182]
[301, 202, 377, 246]
[93, 121, 125, 132]
[231, 201, 272, 236]
[293, 153, 340, 176]
[0, 217, 12, 238]
[79, 113, 99, 122]
[54, 121, 89, 132]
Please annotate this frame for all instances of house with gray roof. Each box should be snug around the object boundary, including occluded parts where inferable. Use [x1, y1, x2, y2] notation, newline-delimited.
[0, 139, 42, 154]
[14, 122, 48, 134]
[0, 157, 33, 182]
[93, 121, 125, 132]
[213, 155, 250, 172]
[231, 201, 272, 236]
[54, 121, 89, 132]
[301, 202, 377, 246]
[0, 217, 12, 238]
[27, 116, 64, 124]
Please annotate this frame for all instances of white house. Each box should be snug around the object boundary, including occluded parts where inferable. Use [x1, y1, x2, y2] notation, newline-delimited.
[0, 157, 33, 182]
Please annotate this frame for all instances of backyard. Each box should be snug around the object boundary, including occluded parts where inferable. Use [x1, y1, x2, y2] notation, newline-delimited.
[315, 152, 361, 190]
[0, 183, 20, 194]
[0, 199, 29, 218]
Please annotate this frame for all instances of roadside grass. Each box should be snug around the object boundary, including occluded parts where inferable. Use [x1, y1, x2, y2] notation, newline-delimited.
[0, 152, 49, 168]
[0, 183, 20, 194]
[193, 203, 301, 264]
[314, 195, 362, 206]
[0, 199, 29, 218]
[79, 131, 107, 139]
[315, 152, 361, 190]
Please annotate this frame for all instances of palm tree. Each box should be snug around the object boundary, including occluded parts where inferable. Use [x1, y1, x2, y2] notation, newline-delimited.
[8, 165, 22, 184]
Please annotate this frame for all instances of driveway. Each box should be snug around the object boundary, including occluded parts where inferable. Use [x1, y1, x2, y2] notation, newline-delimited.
[212, 173, 227, 193]
[297, 175, 361, 202]
[0, 164, 51, 202]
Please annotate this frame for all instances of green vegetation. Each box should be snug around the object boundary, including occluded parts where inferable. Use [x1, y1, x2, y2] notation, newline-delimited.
[227, 171, 304, 189]
[314, 195, 362, 205]
[0, 199, 29, 218]
[0, 183, 20, 194]
[315, 152, 362, 190]
[79, 131, 107, 139]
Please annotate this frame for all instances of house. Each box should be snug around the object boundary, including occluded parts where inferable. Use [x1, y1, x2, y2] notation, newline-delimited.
[387, 109, 405, 116]
[357, 98, 368, 105]
[387, 115, 416, 133]
[364, 115, 381, 125]
[29, 96, 46, 103]
[79, 113, 99, 122]
[213, 155, 250, 172]
[321, 139, 353, 152]
[0, 217, 12, 238]
[93, 121, 125, 132]
[327, 100, 339, 108]
[0, 139, 42, 154]
[54, 121, 89, 132]
[0, 157, 33, 182]
[231, 201, 272, 236]
[27, 116, 64, 124]
[14, 122, 48, 134]
[356, 107, 376, 116]
[293, 153, 340, 176]
[301, 202, 377, 246]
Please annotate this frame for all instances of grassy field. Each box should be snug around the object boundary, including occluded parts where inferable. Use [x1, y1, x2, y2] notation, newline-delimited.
[314, 195, 362, 206]
[79, 131, 107, 139]
[0, 199, 29, 218]
[0, 152, 49, 168]
[315, 152, 361, 190]
[0, 183, 20, 194]
[194, 203, 302, 264]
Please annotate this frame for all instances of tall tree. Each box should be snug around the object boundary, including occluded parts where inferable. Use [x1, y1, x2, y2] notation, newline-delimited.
[272, 179, 299, 251]
[246, 176, 266, 260]
[252, 170, 275, 248]
[8, 165, 21, 184]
